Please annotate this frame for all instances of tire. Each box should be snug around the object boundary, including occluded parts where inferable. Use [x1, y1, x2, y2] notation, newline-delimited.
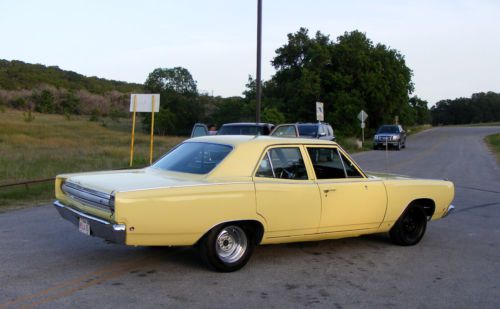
[199, 224, 254, 272]
[396, 142, 402, 151]
[389, 206, 427, 246]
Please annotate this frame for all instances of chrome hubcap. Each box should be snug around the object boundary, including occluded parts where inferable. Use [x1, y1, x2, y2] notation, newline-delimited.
[215, 226, 247, 263]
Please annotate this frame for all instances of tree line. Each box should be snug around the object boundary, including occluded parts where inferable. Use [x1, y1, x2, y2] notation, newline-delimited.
[0, 59, 142, 117]
[143, 29, 429, 136]
[431, 92, 500, 125]
[3, 29, 498, 135]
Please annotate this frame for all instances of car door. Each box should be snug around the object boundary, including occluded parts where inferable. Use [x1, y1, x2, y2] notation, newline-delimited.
[306, 146, 387, 233]
[191, 123, 208, 137]
[270, 124, 299, 138]
[253, 146, 321, 238]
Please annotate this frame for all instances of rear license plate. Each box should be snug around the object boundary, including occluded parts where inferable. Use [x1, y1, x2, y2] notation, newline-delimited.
[79, 218, 90, 236]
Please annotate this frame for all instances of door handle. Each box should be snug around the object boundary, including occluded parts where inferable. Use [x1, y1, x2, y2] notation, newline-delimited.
[323, 188, 336, 196]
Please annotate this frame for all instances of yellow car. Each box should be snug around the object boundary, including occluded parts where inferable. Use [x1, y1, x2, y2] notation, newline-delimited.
[54, 136, 455, 272]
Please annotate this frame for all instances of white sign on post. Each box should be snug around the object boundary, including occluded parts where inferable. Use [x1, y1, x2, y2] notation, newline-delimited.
[130, 94, 160, 112]
[357, 110, 368, 122]
[316, 102, 324, 121]
[358, 110, 368, 144]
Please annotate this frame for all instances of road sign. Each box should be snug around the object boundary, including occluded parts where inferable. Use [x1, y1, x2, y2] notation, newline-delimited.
[316, 102, 324, 121]
[130, 94, 160, 112]
[358, 110, 368, 144]
[129, 94, 161, 167]
[357, 110, 368, 122]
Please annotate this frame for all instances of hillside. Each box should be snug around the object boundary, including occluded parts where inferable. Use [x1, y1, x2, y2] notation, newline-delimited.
[0, 59, 143, 116]
[0, 59, 142, 94]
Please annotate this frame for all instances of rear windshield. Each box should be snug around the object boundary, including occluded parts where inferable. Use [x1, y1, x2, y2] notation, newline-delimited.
[152, 142, 232, 174]
[377, 125, 399, 134]
[298, 125, 318, 137]
[218, 125, 264, 135]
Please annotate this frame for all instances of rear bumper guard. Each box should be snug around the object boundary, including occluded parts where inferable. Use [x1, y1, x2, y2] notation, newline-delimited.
[442, 204, 455, 218]
[53, 200, 125, 244]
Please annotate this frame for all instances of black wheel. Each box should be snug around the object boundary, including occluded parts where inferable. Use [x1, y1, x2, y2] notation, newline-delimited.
[389, 206, 427, 246]
[199, 224, 254, 272]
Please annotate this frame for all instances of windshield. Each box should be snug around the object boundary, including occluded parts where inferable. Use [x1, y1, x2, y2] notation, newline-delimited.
[297, 125, 318, 137]
[377, 125, 399, 134]
[152, 142, 232, 174]
[218, 125, 263, 135]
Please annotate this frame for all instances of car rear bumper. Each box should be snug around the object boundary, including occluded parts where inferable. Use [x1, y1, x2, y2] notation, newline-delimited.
[442, 204, 455, 218]
[53, 200, 126, 244]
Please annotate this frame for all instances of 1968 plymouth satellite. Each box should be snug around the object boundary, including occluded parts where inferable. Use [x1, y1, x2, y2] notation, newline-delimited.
[54, 135, 455, 272]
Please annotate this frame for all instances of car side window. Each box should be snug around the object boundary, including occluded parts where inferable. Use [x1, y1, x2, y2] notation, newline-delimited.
[307, 147, 346, 179]
[339, 152, 363, 178]
[256, 147, 308, 180]
[271, 125, 297, 137]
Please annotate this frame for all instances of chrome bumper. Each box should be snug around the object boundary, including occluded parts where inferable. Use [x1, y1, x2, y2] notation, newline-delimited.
[53, 200, 126, 244]
[442, 204, 455, 218]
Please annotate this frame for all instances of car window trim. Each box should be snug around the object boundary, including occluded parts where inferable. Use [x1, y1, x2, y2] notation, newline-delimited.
[305, 145, 367, 179]
[253, 145, 311, 181]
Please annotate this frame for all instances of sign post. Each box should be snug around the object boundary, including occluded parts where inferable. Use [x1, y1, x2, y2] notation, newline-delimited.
[316, 102, 324, 122]
[357, 110, 368, 145]
[129, 94, 160, 167]
[129, 95, 138, 167]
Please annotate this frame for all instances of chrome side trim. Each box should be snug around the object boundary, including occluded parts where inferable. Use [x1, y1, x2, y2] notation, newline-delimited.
[54, 200, 110, 225]
[121, 181, 254, 193]
[442, 204, 455, 218]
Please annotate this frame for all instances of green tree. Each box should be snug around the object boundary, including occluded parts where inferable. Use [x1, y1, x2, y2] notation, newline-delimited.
[264, 28, 414, 135]
[33, 90, 55, 113]
[60, 91, 82, 114]
[143, 67, 203, 135]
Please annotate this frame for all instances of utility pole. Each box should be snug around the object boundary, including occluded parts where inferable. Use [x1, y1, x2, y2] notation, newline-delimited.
[256, 0, 262, 123]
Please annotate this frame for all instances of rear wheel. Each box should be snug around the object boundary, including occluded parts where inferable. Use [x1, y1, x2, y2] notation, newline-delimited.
[390, 206, 427, 246]
[199, 224, 254, 272]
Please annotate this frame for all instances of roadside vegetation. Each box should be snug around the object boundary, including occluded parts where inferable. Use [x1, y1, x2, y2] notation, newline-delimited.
[485, 133, 500, 164]
[0, 109, 184, 211]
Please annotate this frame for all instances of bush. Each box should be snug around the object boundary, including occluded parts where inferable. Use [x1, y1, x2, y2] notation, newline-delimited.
[9, 98, 27, 109]
[33, 90, 55, 113]
[89, 108, 100, 122]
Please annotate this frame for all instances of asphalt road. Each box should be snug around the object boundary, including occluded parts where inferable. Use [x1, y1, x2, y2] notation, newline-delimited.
[1, 126, 499, 309]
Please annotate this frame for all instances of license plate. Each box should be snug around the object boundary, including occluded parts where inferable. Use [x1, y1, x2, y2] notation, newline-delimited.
[79, 218, 90, 236]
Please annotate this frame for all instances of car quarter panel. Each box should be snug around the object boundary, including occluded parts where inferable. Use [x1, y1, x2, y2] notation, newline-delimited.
[378, 179, 455, 232]
[113, 182, 260, 246]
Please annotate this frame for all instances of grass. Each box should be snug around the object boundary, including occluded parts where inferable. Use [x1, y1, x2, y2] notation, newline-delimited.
[0, 109, 185, 211]
[485, 133, 500, 164]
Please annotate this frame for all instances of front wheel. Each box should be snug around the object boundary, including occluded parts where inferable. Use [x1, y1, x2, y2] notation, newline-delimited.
[389, 206, 427, 246]
[199, 224, 254, 272]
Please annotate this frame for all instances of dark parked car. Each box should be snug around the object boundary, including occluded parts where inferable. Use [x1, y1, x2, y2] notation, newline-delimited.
[373, 125, 406, 150]
[270, 122, 336, 141]
[191, 123, 274, 137]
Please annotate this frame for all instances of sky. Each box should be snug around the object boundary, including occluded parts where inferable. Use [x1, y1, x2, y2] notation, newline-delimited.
[1, 0, 499, 105]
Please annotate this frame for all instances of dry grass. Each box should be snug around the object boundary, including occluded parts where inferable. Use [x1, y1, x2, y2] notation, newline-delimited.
[485, 133, 500, 164]
[0, 109, 185, 210]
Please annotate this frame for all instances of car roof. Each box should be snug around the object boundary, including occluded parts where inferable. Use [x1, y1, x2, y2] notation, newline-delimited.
[222, 122, 272, 127]
[188, 135, 337, 147]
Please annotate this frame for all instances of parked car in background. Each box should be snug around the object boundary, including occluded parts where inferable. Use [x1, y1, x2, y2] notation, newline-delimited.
[191, 122, 274, 137]
[54, 135, 455, 272]
[373, 125, 407, 150]
[271, 122, 336, 141]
